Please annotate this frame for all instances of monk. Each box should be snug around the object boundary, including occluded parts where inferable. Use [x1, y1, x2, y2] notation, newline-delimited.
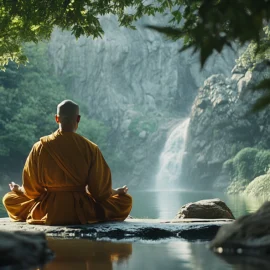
[2, 100, 132, 225]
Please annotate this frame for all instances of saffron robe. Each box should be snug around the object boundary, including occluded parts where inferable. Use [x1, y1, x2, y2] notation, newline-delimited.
[2, 130, 132, 225]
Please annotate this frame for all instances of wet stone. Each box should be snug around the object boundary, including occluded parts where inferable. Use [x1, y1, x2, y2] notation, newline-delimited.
[175, 198, 235, 220]
[0, 218, 233, 242]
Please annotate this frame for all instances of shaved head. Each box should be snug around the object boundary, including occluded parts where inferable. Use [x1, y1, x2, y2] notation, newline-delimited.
[57, 100, 79, 125]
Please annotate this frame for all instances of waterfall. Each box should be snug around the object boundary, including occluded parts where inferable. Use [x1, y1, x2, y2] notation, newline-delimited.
[155, 118, 190, 190]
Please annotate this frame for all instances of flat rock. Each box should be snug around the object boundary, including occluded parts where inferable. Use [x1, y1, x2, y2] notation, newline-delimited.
[0, 217, 233, 241]
[176, 198, 235, 220]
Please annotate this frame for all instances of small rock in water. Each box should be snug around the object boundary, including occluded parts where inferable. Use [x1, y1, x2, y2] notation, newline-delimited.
[175, 198, 235, 219]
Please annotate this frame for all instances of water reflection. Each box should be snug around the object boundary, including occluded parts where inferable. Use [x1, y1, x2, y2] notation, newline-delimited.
[44, 239, 234, 270]
[45, 239, 132, 270]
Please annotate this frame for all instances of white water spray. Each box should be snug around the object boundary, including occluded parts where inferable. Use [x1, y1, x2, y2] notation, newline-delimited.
[155, 118, 190, 190]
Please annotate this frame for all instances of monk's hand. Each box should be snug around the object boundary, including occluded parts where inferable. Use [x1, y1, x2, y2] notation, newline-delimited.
[113, 185, 129, 195]
[9, 182, 22, 192]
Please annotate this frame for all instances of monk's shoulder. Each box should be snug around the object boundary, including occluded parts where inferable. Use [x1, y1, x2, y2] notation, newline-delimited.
[40, 132, 55, 144]
[31, 141, 43, 156]
[74, 133, 98, 150]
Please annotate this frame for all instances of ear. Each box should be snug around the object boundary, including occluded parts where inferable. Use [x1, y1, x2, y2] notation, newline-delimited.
[77, 115, 81, 123]
[55, 114, 60, 124]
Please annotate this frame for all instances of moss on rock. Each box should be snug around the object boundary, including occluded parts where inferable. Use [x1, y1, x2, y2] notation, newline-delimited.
[245, 174, 270, 198]
[224, 147, 270, 193]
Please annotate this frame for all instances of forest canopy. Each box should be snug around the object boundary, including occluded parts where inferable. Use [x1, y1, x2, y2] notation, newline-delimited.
[1, 0, 270, 69]
[0, 0, 164, 68]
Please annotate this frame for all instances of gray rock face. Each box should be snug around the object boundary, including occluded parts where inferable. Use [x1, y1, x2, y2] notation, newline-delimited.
[210, 201, 270, 253]
[176, 199, 235, 219]
[183, 61, 270, 189]
[48, 15, 237, 187]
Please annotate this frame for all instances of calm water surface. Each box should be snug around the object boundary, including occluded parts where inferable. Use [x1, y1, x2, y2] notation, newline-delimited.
[0, 189, 267, 219]
[44, 238, 234, 270]
[129, 189, 267, 219]
[0, 190, 268, 270]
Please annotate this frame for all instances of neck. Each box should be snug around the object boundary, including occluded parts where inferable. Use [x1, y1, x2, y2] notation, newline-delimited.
[59, 124, 76, 133]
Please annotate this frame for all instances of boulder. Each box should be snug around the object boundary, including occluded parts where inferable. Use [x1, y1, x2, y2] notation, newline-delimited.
[175, 198, 235, 219]
[210, 201, 270, 254]
[0, 230, 53, 269]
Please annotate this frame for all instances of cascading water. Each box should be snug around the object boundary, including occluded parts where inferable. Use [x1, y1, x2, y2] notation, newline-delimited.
[155, 118, 190, 219]
[155, 118, 190, 190]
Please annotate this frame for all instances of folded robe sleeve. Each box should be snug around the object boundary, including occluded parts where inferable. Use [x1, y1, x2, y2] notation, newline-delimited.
[22, 144, 44, 199]
[87, 146, 112, 202]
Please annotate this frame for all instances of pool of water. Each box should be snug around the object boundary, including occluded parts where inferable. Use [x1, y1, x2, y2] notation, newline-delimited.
[0, 189, 268, 270]
[43, 238, 233, 270]
[0, 189, 267, 219]
[130, 189, 266, 219]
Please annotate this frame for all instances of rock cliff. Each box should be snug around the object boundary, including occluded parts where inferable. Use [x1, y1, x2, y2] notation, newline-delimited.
[183, 61, 270, 190]
[48, 15, 237, 187]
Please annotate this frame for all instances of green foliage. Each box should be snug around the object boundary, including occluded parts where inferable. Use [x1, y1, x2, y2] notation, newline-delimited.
[3, 0, 268, 70]
[236, 27, 270, 70]
[245, 173, 270, 198]
[79, 117, 109, 150]
[254, 150, 270, 176]
[227, 178, 250, 194]
[0, 0, 171, 69]
[146, 2, 270, 111]
[223, 158, 234, 174]
[0, 42, 110, 177]
[224, 147, 270, 193]
[148, 1, 270, 66]
[232, 148, 259, 180]
[233, 27, 270, 111]
[0, 42, 66, 167]
[2, 0, 270, 110]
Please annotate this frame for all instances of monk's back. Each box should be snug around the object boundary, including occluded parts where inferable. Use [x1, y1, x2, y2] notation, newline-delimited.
[38, 130, 96, 188]
[3, 100, 132, 225]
